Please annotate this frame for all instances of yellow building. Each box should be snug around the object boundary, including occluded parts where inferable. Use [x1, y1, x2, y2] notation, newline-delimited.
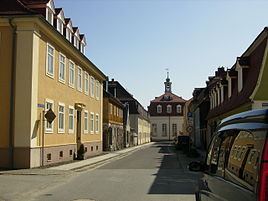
[0, 0, 106, 168]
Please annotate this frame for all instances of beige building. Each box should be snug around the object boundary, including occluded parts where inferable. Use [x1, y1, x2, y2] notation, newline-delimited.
[0, 0, 106, 168]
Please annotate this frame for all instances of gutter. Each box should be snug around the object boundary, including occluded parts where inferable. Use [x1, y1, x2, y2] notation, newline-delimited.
[8, 17, 17, 169]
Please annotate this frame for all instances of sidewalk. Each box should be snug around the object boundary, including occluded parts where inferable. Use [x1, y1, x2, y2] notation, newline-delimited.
[0, 142, 154, 175]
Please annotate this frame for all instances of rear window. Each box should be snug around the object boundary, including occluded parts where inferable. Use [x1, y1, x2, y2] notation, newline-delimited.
[225, 129, 267, 191]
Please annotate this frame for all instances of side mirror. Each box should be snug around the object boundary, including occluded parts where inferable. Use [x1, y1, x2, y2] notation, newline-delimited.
[188, 161, 203, 172]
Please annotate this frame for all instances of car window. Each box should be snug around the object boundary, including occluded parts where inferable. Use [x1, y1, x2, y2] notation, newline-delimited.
[206, 134, 222, 174]
[216, 134, 236, 177]
[225, 130, 267, 191]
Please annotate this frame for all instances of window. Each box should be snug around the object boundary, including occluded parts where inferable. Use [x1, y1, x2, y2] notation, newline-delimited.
[58, 103, 65, 133]
[46, 44, 54, 77]
[69, 61, 75, 88]
[66, 28, 70, 41]
[46, 8, 53, 25]
[96, 81, 100, 100]
[167, 105, 172, 113]
[59, 54, 65, 82]
[90, 113, 94, 134]
[157, 105, 162, 113]
[45, 99, 54, 133]
[162, 124, 167, 136]
[152, 124, 157, 136]
[95, 114, 99, 133]
[224, 130, 267, 189]
[109, 103, 113, 115]
[90, 76, 95, 97]
[172, 124, 177, 136]
[66, 28, 72, 43]
[80, 44, 85, 54]
[84, 72, 89, 95]
[177, 105, 182, 113]
[73, 37, 77, 48]
[84, 111, 88, 133]
[57, 19, 63, 34]
[68, 106, 74, 133]
[77, 67, 82, 91]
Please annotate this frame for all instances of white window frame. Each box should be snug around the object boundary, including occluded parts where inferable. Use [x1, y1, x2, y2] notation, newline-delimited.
[58, 53, 66, 83]
[77, 66, 83, 91]
[167, 105, 172, 113]
[46, 7, 54, 25]
[177, 105, 182, 113]
[68, 106, 74, 134]
[84, 110, 88, 134]
[45, 99, 54, 133]
[95, 114, 99, 133]
[96, 80, 100, 100]
[90, 112, 94, 134]
[157, 105, 162, 113]
[46, 43, 55, 78]
[57, 19, 64, 34]
[90, 76, 95, 97]
[69, 60, 75, 88]
[80, 43, 85, 54]
[58, 102, 65, 133]
[84, 72, 89, 95]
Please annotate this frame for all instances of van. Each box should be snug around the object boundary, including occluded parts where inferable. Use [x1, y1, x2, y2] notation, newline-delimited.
[189, 109, 268, 201]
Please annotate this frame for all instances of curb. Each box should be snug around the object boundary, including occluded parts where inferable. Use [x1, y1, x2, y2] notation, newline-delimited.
[0, 142, 155, 175]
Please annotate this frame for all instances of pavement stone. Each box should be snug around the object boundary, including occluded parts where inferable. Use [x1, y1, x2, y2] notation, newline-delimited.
[0, 142, 155, 175]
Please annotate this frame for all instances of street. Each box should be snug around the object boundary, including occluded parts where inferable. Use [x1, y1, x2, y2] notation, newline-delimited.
[0, 142, 201, 201]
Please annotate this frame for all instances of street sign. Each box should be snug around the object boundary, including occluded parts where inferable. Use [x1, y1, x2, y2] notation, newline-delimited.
[186, 126, 193, 134]
[187, 112, 193, 117]
[45, 108, 56, 123]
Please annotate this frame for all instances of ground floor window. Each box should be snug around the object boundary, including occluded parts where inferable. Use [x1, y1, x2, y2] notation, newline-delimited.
[172, 124, 177, 136]
[162, 124, 167, 136]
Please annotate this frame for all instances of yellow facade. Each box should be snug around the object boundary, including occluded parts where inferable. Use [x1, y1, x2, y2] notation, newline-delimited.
[0, 25, 13, 168]
[0, 17, 105, 168]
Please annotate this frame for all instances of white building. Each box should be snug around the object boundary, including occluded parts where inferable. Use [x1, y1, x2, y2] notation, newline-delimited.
[148, 73, 187, 141]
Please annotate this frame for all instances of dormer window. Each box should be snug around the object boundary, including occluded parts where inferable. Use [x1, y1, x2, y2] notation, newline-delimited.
[57, 20, 63, 34]
[79, 34, 86, 54]
[46, 8, 54, 25]
[73, 27, 80, 49]
[167, 105, 172, 113]
[80, 44, 85, 54]
[55, 8, 65, 34]
[65, 18, 73, 43]
[66, 28, 71, 42]
[157, 105, 162, 113]
[176, 105, 182, 113]
[46, 0, 55, 25]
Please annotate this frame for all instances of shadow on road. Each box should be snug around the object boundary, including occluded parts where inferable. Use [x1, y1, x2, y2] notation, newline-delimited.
[148, 143, 202, 194]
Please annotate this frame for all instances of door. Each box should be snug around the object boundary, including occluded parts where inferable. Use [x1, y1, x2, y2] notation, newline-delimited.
[76, 110, 82, 152]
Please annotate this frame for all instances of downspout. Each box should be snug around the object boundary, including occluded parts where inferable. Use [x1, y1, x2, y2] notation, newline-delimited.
[8, 17, 17, 169]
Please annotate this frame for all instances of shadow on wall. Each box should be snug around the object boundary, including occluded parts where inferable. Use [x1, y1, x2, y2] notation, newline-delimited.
[148, 144, 202, 194]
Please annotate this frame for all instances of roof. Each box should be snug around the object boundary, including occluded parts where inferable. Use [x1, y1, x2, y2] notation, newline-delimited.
[207, 28, 268, 120]
[151, 92, 187, 103]
[0, 0, 35, 15]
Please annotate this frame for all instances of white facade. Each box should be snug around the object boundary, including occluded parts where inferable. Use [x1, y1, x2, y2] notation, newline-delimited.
[150, 116, 184, 141]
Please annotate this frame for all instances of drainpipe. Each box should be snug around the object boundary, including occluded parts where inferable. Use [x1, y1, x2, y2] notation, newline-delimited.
[8, 17, 17, 169]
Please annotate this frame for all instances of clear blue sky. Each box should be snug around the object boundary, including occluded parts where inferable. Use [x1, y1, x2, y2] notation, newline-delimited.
[57, 0, 268, 108]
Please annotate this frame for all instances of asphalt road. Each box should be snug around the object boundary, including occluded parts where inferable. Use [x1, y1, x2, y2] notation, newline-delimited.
[31, 142, 201, 201]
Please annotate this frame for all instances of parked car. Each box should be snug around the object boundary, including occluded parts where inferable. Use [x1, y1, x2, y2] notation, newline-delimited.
[175, 135, 190, 150]
[189, 109, 268, 201]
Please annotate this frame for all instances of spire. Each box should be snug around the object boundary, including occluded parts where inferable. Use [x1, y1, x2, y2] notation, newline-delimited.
[164, 68, 172, 92]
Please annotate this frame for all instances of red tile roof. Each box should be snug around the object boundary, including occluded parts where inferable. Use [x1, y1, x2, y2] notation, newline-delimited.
[151, 92, 187, 103]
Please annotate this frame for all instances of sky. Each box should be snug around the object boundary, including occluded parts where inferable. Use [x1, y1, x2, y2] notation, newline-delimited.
[56, 0, 268, 108]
